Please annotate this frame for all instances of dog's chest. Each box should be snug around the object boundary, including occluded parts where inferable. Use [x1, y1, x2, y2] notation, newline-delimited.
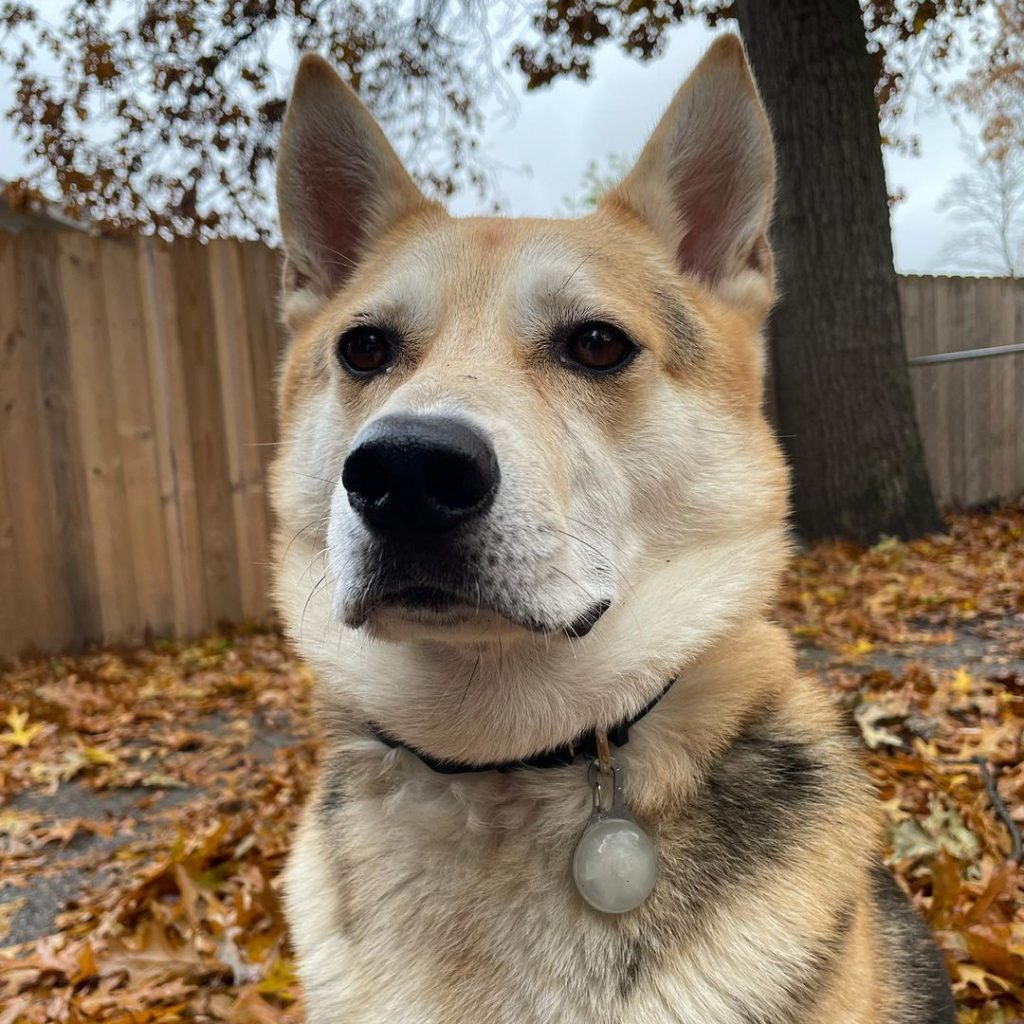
[286, 754, 828, 1024]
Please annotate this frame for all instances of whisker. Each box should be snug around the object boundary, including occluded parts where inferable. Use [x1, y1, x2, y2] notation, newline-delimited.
[539, 514, 648, 645]
[456, 647, 483, 715]
[301, 571, 329, 640]
[555, 252, 594, 296]
[301, 545, 330, 585]
[550, 565, 599, 604]
[318, 573, 339, 649]
[544, 525, 633, 594]
[295, 472, 340, 487]
[283, 516, 329, 565]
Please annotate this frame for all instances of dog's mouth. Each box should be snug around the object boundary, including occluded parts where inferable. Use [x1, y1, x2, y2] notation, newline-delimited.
[346, 582, 609, 639]
[336, 528, 615, 641]
[384, 585, 467, 610]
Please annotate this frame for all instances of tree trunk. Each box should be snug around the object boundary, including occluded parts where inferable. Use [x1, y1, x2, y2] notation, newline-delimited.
[733, 0, 944, 542]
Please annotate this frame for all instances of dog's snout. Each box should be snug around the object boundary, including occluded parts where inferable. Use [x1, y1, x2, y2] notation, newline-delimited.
[342, 415, 499, 537]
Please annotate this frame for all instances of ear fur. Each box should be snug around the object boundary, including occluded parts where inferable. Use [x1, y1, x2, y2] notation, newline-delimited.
[276, 54, 438, 328]
[605, 35, 775, 311]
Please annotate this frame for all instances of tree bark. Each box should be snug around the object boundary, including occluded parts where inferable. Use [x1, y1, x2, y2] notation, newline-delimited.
[733, 0, 944, 542]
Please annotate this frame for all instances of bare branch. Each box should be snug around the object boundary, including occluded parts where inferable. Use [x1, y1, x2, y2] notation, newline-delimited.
[939, 144, 1024, 276]
[1, 0, 514, 239]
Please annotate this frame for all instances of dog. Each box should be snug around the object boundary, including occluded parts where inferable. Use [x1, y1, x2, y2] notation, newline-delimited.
[269, 34, 955, 1024]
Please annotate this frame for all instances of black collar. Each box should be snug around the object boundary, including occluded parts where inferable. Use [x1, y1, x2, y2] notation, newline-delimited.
[369, 675, 677, 775]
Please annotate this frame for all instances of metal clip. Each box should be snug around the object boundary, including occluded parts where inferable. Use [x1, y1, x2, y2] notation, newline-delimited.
[587, 756, 627, 819]
[595, 727, 612, 774]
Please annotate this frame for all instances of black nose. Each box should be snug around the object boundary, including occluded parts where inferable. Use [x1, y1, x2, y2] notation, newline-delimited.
[342, 415, 500, 537]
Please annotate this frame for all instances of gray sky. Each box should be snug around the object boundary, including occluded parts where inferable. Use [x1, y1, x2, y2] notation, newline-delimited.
[0, 16, 977, 274]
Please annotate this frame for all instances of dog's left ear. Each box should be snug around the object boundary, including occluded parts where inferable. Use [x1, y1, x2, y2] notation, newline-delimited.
[276, 54, 439, 329]
[605, 35, 775, 311]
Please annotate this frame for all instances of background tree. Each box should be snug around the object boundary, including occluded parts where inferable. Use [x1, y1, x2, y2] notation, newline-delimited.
[949, 0, 1023, 161]
[940, 145, 1024, 276]
[0, 0, 510, 237]
[733, 0, 943, 541]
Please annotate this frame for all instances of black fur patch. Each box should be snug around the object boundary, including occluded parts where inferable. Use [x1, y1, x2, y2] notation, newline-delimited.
[871, 865, 956, 1024]
[316, 746, 350, 824]
[613, 725, 847, 1016]
[680, 732, 829, 901]
[618, 940, 645, 999]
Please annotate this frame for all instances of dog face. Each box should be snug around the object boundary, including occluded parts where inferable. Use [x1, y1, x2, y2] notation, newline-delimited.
[271, 37, 790, 762]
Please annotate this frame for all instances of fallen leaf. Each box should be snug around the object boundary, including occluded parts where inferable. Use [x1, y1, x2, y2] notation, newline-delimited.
[0, 708, 44, 748]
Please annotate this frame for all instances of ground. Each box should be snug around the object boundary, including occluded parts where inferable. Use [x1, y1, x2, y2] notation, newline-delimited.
[1, 506, 1023, 1023]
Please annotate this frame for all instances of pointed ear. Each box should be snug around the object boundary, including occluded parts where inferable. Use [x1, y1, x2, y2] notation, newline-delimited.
[276, 54, 438, 327]
[604, 35, 775, 310]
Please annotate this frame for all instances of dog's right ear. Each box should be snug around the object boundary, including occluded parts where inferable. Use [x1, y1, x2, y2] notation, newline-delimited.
[604, 35, 775, 314]
[276, 55, 437, 329]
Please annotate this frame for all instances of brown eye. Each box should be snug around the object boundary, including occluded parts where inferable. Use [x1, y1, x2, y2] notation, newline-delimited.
[563, 322, 636, 374]
[337, 326, 394, 377]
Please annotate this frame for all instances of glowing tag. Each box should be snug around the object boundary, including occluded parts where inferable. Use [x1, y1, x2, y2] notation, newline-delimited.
[572, 758, 657, 914]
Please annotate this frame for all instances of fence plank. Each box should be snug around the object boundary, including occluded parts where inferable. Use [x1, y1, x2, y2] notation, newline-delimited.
[208, 239, 270, 620]
[239, 243, 284, 484]
[914, 277, 950, 504]
[989, 279, 1017, 499]
[57, 232, 137, 639]
[101, 237, 176, 636]
[0, 233, 51, 652]
[962, 279, 992, 504]
[138, 239, 209, 637]
[903, 278, 941, 506]
[9, 231, 66, 652]
[0, 436, 17, 648]
[949, 278, 971, 505]
[1016, 282, 1024, 502]
[18, 231, 101, 649]
[171, 239, 243, 624]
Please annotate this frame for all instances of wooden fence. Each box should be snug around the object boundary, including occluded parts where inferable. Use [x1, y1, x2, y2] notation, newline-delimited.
[0, 230, 285, 659]
[900, 276, 1023, 509]
[0, 231, 1021, 658]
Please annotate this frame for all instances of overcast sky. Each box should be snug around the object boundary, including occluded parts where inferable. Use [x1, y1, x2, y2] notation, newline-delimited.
[0, 15, 978, 274]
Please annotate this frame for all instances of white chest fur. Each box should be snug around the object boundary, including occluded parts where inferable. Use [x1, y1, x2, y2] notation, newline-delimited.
[284, 747, 834, 1024]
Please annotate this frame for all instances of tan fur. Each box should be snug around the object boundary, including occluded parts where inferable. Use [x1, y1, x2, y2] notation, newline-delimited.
[269, 35, 948, 1024]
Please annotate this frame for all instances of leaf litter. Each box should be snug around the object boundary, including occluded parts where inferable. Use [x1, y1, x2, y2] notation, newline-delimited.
[2, 503, 1023, 1022]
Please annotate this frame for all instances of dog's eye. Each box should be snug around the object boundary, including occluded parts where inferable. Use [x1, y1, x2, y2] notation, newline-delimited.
[562, 322, 636, 374]
[337, 326, 394, 377]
